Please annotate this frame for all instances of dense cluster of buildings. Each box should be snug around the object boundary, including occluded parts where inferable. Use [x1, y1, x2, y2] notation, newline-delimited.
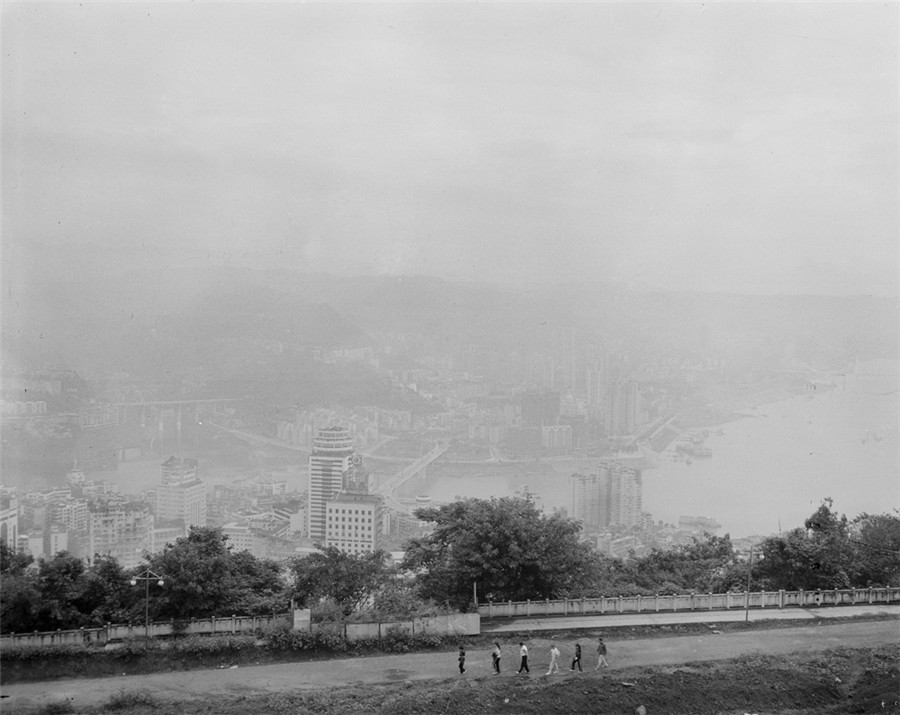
[0, 423, 395, 567]
[269, 378, 661, 462]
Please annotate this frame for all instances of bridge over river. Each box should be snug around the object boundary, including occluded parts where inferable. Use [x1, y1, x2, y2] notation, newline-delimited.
[373, 441, 449, 515]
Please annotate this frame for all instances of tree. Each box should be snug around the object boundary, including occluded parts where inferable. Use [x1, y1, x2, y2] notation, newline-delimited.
[402, 497, 596, 610]
[34, 552, 88, 630]
[0, 543, 38, 632]
[850, 511, 900, 587]
[145, 526, 290, 620]
[290, 546, 391, 616]
[77, 555, 136, 625]
[0, 541, 33, 575]
[755, 498, 855, 591]
[228, 550, 289, 615]
[621, 533, 738, 594]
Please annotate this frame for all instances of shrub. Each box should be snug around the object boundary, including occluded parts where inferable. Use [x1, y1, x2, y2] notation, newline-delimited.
[112, 637, 163, 658]
[256, 619, 292, 639]
[1, 643, 90, 661]
[169, 634, 256, 657]
[262, 625, 348, 654]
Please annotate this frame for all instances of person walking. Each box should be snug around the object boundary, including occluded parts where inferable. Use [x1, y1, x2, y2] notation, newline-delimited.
[546, 643, 561, 675]
[595, 637, 609, 670]
[491, 642, 501, 674]
[571, 641, 582, 672]
[458, 645, 466, 674]
[517, 641, 530, 674]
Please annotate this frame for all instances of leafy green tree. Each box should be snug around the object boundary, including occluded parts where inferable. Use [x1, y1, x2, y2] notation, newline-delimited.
[850, 511, 900, 587]
[0, 541, 33, 575]
[623, 534, 737, 594]
[290, 546, 391, 616]
[145, 526, 290, 620]
[0, 543, 38, 632]
[77, 555, 136, 625]
[755, 498, 854, 591]
[227, 550, 289, 615]
[34, 552, 88, 630]
[402, 497, 596, 610]
[369, 578, 449, 620]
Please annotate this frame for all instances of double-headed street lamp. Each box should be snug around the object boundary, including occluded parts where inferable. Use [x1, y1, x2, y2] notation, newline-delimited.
[130, 568, 165, 636]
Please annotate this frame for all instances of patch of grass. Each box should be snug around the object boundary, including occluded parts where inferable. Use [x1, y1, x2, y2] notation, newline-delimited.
[38, 701, 75, 715]
[104, 689, 158, 711]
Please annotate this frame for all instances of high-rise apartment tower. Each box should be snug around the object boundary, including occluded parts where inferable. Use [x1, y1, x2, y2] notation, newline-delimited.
[307, 426, 354, 543]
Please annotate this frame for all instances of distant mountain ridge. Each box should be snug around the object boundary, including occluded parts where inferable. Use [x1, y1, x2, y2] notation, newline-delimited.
[3, 239, 897, 380]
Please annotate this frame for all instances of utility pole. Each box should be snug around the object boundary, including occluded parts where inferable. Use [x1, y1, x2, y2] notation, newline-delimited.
[744, 547, 754, 623]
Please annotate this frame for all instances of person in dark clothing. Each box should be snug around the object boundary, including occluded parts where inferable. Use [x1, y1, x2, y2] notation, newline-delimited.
[458, 645, 466, 674]
[595, 637, 609, 669]
[517, 642, 530, 673]
[571, 641, 582, 671]
[491, 642, 501, 674]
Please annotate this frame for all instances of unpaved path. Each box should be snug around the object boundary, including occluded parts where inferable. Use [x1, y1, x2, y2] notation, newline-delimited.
[3, 619, 897, 712]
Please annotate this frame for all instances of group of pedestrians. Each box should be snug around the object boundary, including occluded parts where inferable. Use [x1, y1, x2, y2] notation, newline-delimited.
[462, 637, 609, 676]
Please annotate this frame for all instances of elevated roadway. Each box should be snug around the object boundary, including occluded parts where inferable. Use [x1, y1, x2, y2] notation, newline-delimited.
[374, 441, 449, 515]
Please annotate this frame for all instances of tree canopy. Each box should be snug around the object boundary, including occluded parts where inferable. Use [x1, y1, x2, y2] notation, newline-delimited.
[1, 498, 896, 634]
[290, 545, 392, 616]
[145, 526, 288, 620]
[754, 499, 900, 591]
[402, 496, 597, 610]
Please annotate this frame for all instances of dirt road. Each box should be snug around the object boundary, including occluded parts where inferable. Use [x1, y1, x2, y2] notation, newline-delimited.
[3, 619, 897, 713]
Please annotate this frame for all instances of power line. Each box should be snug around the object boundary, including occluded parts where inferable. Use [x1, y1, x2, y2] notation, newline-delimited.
[847, 537, 900, 555]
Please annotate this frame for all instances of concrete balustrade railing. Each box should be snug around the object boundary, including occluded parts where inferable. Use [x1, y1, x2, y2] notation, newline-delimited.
[0, 612, 482, 650]
[478, 586, 900, 619]
[0, 613, 292, 650]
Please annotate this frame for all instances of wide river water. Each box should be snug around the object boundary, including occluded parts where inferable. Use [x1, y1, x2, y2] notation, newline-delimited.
[410, 360, 899, 539]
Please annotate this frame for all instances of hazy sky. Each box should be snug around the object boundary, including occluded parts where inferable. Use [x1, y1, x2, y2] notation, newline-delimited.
[3, 2, 898, 294]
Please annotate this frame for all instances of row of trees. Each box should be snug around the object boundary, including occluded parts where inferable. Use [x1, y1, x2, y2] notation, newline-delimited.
[403, 496, 900, 609]
[1, 529, 288, 633]
[2, 497, 898, 633]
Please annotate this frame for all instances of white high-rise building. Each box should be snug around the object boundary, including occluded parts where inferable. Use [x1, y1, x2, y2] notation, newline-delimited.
[307, 427, 354, 543]
[156, 457, 207, 527]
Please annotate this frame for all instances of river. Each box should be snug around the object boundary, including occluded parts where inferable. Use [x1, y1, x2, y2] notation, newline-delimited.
[409, 360, 899, 539]
[642, 361, 899, 537]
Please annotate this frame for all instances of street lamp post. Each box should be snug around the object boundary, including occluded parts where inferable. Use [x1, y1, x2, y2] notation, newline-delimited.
[130, 568, 165, 637]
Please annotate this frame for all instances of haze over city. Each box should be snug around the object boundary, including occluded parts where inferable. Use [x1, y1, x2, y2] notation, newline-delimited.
[1, 2, 897, 577]
[4, 2, 897, 293]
